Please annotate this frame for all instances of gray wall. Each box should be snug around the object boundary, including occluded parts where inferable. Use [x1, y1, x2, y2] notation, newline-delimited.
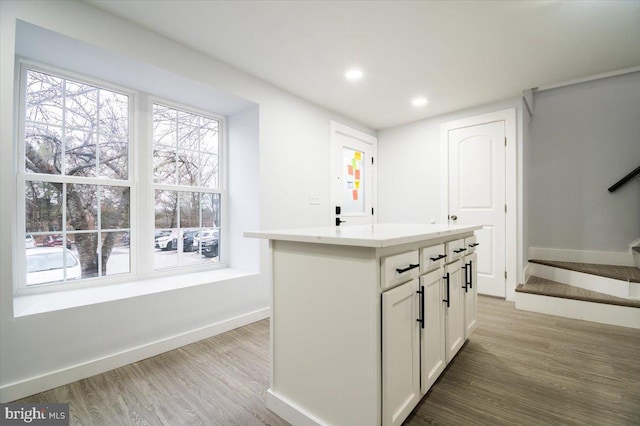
[527, 71, 640, 252]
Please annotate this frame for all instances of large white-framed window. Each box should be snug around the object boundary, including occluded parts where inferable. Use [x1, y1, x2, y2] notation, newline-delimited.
[16, 60, 227, 294]
[151, 100, 224, 270]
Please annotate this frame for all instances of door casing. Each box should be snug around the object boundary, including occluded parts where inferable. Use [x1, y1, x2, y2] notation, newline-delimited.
[330, 121, 377, 227]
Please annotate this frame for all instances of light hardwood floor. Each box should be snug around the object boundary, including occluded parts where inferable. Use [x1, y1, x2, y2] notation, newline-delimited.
[19, 296, 640, 425]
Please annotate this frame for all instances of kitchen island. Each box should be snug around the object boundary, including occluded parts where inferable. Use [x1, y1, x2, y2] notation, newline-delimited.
[245, 224, 482, 426]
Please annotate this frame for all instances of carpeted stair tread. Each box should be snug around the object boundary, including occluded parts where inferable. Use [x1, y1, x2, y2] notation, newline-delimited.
[529, 259, 640, 283]
[516, 276, 640, 308]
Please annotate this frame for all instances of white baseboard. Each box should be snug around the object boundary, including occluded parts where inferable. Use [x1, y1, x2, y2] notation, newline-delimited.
[528, 247, 635, 267]
[0, 307, 270, 403]
[515, 292, 640, 329]
[266, 389, 327, 426]
[530, 263, 631, 299]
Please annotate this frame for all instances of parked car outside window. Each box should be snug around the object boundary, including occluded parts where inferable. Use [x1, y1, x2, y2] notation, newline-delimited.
[195, 229, 219, 258]
[25, 234, 36, 249]
[155, 229, 198, 251]
[26, 246, 81, 285]
[42, 234, 74, 249]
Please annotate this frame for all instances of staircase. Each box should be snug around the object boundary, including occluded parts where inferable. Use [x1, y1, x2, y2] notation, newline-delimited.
[515, 259, 640, 329]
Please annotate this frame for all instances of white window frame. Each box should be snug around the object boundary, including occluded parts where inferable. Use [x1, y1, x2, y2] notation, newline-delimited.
[14, 59, 228, 296]
[147, 96, 228, 276]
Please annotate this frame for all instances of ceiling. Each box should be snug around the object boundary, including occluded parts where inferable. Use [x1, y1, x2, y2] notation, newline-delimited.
[85, 1, 640, 130]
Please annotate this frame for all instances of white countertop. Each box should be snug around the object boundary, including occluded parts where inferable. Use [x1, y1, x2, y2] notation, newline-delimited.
[244, 223, 482, 248]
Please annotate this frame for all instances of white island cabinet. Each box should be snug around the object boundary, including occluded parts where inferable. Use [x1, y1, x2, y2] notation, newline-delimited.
[245, 224, 481, 426]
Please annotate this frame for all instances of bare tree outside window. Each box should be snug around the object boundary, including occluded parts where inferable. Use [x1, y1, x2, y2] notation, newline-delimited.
[23, 69, 130, 284]
[152, 103, 221, 268]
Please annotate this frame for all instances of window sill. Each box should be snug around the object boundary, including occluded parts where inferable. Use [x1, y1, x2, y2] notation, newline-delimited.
[13, 268, 257, 318]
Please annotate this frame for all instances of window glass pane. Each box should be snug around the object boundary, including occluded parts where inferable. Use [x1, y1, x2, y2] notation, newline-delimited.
[99, 89, 128, 138]
[179, 191, 200, 229]
[201, 154, 218, 188]
[25, 69, 129, 180]
[73, 232, 99, 280]
[66, 184, 98, 231]
[153, 103, 219, 189]
[178, 150, 200, 186]
[65, 129, 96, 177]
[341, 147, 365, 214]
[153, 149, 176, 185]
[201, 193, 221, 229]
[25, 244, 80, 286]
[101, 186, 130, 229]
[102, 231, 130, 276]
[25, 181, 63, 233]
[99, 136, 128, 179]
[25, 123, 62, 175]
[178, 125, 199, 151]
[25, 70, 63, 126]
[200, 119, 219, 154]
[153, 104, 176, 147]
[154, 228, 179, 269]
[155, 190, 178, 229]
[64, 80, 97, 130]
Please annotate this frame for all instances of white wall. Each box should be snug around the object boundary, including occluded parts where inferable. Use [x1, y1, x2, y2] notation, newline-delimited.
[528, 71, 640, 253]
[0, 0, 373, 401]
[378, 98, 523, 224]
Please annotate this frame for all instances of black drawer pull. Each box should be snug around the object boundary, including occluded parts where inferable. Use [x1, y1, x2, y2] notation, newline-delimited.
[461, 264, 469, 293]
[453, 248, 467, 254]
[468, 243, 479, 248]
[396, 263, 419, 274]
[416, 286, 425, 329]
[429, 254, 447, 261]
[443, 273, 450, 308]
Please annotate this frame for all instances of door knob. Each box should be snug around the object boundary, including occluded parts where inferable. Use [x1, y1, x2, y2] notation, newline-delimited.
[450, 215, 458, 221]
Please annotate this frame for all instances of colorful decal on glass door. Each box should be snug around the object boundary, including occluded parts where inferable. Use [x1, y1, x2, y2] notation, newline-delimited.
[342, 147, 365, 214]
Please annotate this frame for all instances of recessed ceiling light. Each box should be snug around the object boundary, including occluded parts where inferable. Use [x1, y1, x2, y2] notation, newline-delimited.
[412, 96, 428, 107]
[345, 69, 363, 80]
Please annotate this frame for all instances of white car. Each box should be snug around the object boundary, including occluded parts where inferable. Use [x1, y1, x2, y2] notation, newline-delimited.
[26, 247, 82, 286]
[25, 234, 36, 249]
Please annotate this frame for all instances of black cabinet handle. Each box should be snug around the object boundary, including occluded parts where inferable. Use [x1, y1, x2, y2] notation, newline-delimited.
[469, 243, 479, 248]
[453, 248, 467, 254]
[468, 260, 473, 289]
[429, 254, 447, 261]
[442, 272, 450, 308]
[416, 285, 425, 329]
[461, 264, 469, 293]
[396, 264, 419, 274]
[335, 218, 346, 226]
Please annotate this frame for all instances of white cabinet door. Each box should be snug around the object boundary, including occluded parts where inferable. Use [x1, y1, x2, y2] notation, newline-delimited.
[444, 260, 465, 363]
[382, 279, 420, 426]
[463, 252, 478, 337]
[420, 267, 446, 394]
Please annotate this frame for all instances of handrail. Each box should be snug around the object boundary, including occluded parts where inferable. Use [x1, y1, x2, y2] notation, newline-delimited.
[608, 165, 640, 193]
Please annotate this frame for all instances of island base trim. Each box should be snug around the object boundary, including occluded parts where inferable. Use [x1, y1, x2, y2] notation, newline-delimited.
[267, 389, 327, 426]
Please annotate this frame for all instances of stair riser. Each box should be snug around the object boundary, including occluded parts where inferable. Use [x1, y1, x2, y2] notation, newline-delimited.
[530, 263, 631, 299]
[515, 292, 640, 329]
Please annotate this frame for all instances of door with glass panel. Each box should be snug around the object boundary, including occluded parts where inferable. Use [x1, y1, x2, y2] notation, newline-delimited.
[330, 121, 377, 227]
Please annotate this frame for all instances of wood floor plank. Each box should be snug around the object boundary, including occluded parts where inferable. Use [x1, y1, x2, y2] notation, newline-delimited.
[17, 297, 640, 425]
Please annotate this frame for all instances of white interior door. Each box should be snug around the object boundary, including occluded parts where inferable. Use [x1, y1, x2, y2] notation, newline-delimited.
[448, 120, 506, 297]
[331, 121, 377, 226]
